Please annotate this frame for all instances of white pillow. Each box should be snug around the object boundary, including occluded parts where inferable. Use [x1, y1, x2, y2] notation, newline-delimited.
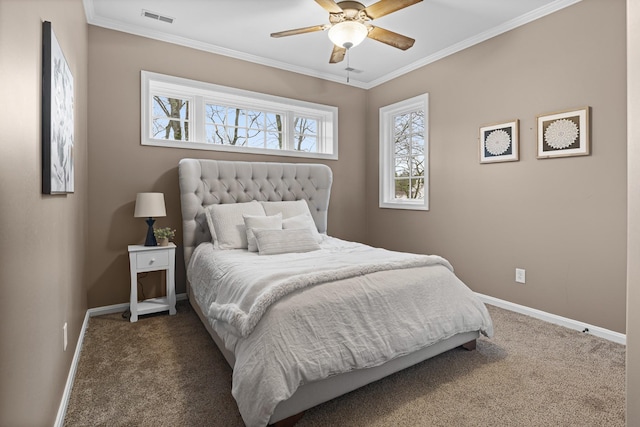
[282, 213, 323, 243]
[206, 201, 265, 249]
[243, 213, 282, 252]
[254, 228, 321, 255]
[261, 200, 311, 219]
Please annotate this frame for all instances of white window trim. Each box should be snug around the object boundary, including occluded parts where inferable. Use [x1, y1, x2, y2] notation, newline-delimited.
[141, 71, 338, 160]
[379, 93, 429, 211]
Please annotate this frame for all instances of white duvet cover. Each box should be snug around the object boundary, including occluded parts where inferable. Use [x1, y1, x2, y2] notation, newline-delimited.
[188, 237, 493, 427]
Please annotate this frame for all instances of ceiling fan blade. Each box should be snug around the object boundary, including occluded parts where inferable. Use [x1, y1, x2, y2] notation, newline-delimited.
[329, 45, 346, 63]
[315, 0, 343, 14]
[367, 26, 415, 50]
[363, 0, 422, 19]
[270, 24, 328, 38]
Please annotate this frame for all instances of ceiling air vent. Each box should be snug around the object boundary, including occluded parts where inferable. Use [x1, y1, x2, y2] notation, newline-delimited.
[142, 10, 174, 24]
[344, 67, 363, 74]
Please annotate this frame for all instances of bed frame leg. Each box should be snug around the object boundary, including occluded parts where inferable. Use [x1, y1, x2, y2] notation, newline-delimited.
[270, 411, 305, 427]
[461, 339, 476, 351]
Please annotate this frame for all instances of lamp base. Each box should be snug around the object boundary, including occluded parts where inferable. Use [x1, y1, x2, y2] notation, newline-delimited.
[144, 217, 157, 246]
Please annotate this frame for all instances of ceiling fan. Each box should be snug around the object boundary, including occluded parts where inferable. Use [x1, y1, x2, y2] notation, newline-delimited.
[270, 0, 423, 64]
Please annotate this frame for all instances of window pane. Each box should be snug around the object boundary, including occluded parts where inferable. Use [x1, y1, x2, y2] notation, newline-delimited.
[266, 113, 283, 132]
[206, 104, 226, 125]
[295, 117, 318, 135]
[152, 96, 189, 141]
[411, 136, 424, 155]
[246, 111, 264, 130]
[153, 96, 189, 120]
[246, 130, 265, 148]
[412, 156, 425, 177]
[205, 124, 224, 144]
[295, 136, 316, 152]
[226, 128, 246, 146]
[267, 132, 283, 150]
[395, 157, 410, 178]
[394, 113, 411, 138]
[409, 178, 425, 200]
[152, 118, 188, 141]
[395, 178, 411, 199]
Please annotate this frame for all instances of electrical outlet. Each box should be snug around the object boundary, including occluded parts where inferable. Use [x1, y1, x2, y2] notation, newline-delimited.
[63, 323, 68, 351]
[515, 268, 526, 284]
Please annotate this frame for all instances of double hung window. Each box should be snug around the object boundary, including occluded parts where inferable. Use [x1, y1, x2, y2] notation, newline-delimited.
[379, 94, 429, 210]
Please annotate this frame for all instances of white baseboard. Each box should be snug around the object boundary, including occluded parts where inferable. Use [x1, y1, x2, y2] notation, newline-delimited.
[54, 293, 188, 427]
[54, 309, 90, 427]
[476, 293, 626, 345]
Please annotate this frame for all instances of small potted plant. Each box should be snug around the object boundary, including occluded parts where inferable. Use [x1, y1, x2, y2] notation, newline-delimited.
[153, 227, 176, 246]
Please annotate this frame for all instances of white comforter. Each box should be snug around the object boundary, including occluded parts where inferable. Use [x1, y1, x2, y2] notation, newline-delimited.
[188, 237, 493, 427]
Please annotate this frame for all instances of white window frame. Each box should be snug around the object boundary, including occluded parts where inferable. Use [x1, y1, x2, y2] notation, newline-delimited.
[379, 93, 429, 211]
[141, 71, 338, 160]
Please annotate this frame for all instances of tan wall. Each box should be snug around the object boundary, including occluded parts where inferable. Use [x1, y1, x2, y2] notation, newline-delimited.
[0, 0, 88, 425]
[86, 26, 368, 307]
[627, 0, 639, 423]
[365, 0, 627, 332]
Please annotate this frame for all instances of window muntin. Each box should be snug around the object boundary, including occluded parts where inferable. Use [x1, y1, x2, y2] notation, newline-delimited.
[141, 71, 338, 160]
[379, 94, 429, 210]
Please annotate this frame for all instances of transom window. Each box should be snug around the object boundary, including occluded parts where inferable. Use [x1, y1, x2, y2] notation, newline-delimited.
[141, 71, 337, 160]
[379, 94, 429, 210]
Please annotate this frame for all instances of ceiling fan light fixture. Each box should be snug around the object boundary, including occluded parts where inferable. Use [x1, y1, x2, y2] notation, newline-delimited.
[328, 21, 368, 49]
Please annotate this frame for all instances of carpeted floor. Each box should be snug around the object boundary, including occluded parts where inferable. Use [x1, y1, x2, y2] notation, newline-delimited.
[64, 301, 625, 426]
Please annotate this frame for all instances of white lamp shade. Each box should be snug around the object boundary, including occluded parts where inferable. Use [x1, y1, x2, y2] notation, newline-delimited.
[134, 192, 166, 218]
[328, 21, 368, 49]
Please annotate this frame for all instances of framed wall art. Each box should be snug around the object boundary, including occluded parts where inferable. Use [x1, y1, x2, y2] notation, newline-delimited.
[537, 107, 590, 159]
[42, 20, 74, 194]
[479, 120, 519, 163]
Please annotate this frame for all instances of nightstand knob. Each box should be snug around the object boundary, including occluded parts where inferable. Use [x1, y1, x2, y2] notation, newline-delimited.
[150, 258, 155, 263]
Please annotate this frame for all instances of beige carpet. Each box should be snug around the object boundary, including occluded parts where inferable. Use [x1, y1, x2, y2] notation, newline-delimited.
[64, 301, 625, 426]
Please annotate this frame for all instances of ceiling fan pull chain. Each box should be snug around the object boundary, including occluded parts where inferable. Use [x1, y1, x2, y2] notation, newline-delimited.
[346, 48, 350, 83]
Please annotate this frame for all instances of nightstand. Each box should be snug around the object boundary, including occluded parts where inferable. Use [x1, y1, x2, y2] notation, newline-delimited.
[128, 243, 177, 322]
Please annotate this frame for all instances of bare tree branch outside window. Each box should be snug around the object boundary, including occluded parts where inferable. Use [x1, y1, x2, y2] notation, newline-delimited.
[152, 96, 189, 141]
[393, 110, 425, 200]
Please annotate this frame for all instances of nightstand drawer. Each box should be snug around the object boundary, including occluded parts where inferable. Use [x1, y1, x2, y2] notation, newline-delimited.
[136, 251, 169, 269]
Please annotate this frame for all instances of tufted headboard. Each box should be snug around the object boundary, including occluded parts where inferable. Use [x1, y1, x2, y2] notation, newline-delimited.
[178, 158, 333, 265]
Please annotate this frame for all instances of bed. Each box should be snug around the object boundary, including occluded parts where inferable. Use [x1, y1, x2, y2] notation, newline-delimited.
[178, 158, 493, 427]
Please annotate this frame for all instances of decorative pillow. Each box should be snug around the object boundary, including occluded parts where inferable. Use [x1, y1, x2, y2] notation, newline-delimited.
[261, 200, 311, 219]
[204, 208, 218, 243]
[206, 201, 265, 249]
[254, 228, 321, 255]
[243, 213, 282, 252]
[282, 213, 323, 243]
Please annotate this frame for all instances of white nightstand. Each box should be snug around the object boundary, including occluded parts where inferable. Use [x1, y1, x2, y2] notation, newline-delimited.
[128, 243, 177, 322]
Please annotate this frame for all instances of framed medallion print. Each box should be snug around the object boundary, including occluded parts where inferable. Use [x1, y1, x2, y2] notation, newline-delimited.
[479, 120, 519, 164]
[537, 107, 590, 159]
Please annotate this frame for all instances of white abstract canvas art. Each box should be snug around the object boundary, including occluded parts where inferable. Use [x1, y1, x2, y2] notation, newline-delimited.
[42, 21, 74, 194]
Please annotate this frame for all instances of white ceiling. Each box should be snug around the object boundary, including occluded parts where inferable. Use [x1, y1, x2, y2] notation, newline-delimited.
[84, 0, 581, 89]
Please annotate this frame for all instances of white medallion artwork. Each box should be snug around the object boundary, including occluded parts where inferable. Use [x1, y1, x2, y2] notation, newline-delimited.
[485, 129, 511, 155]
[537, 107, 590, 159]
[479, 120, 519, 163]
[544, 118, 579, 149]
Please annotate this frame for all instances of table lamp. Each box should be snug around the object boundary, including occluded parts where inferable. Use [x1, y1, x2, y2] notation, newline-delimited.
[134, 192, 166, 246]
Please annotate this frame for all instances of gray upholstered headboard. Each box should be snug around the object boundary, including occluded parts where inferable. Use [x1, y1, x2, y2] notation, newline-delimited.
[178, 159, 333, 265]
